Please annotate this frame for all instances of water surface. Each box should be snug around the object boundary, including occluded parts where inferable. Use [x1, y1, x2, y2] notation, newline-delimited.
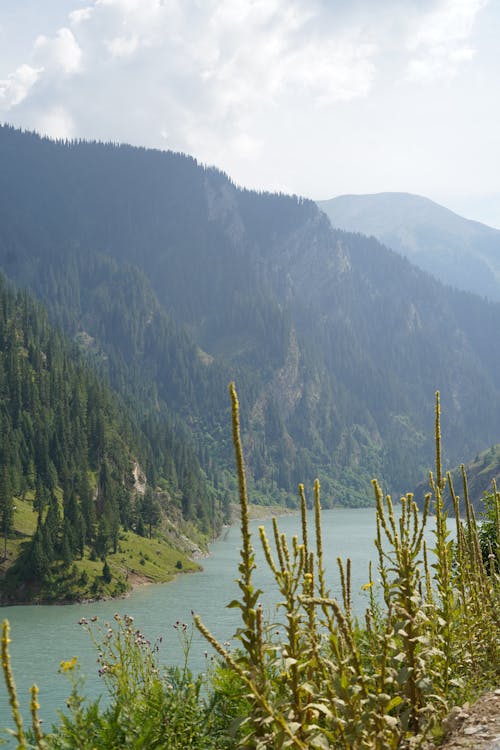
[1, 507, 414, 736]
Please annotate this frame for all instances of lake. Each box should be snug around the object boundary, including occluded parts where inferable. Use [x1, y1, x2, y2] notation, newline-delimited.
[0, 506, 431, 739]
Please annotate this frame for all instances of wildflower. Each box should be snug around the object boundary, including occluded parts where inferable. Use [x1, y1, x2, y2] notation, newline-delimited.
[60, 656, 78, 672]
[362, 581, 374, 590]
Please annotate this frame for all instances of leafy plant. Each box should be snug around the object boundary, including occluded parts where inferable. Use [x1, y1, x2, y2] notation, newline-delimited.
[476, 486, 500, 573]
[195, 388, 500, 748]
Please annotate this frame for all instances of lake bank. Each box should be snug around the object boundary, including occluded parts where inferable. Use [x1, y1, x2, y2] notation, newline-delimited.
[0, 502, 297, 607]
[1, 507, 382, 738]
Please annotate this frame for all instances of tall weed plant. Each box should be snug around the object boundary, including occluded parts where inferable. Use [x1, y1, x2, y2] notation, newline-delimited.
[195, 388, 500, 749]
[2, 388, 500, 748]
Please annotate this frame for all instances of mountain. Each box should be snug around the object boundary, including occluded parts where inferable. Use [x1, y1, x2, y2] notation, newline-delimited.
[2, 125, 500, 515]
[317, 192, 500, 301]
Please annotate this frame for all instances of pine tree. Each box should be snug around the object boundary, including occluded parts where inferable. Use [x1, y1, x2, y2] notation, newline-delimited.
[25, 523, 49, 579]
[0, 464, 13, 561]
[102, 559, 112, 583]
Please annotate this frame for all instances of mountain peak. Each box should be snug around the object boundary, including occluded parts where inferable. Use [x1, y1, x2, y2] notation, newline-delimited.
[318, 192, 500, 300]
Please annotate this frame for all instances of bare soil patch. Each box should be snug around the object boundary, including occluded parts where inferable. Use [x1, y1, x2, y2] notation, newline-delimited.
[431, 690, 500, 749]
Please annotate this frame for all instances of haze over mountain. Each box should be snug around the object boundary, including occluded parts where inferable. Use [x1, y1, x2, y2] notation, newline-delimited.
[2, 126, 500, 521]
[318, 192, 500, 301]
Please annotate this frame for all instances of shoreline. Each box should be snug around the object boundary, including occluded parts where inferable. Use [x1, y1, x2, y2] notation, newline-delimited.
[0, 503, 297, 608]
[230, 501, 298, 523]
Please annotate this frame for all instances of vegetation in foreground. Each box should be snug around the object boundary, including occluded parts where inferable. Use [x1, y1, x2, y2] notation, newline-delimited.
[2, 387, 500, 748]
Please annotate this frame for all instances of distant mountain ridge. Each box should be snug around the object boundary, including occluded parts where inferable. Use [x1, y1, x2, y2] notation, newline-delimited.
[318, 192, 500, 301]
[2, 125, 500, 513]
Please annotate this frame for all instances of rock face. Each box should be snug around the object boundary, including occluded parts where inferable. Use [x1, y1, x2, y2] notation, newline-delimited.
[433, 690, 500, 750]
[132, 462, 147, 495]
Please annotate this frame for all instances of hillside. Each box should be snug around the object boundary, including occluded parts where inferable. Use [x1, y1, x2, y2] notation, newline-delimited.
[2, 127, 500, 511]
[317, 192, 500, 301]
[0, 275, 210, 602]
[451, 444, 500, 511]
[414, 442, 500, 514]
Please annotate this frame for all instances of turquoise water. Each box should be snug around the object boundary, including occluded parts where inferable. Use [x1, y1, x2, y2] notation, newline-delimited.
[0, 507, 425, 738]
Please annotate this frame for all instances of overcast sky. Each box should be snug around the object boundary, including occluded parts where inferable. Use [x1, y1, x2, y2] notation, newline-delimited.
[1, 0, 499, 227]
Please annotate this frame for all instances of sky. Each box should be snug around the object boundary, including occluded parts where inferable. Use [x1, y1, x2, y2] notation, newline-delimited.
[1, 0, 499, 227]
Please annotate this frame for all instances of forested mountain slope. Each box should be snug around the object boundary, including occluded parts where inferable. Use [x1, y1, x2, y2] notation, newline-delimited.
[2, 125, 500, 507]
[414, 442, 500, 513]
[0, 275, 211, 601]
[318, 192, 500, 301]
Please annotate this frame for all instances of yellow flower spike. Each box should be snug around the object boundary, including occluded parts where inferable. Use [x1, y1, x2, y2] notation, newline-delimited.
[59, 656, 78, 672]
[1, 620, 27, 748]
[30, 684, 46, 748]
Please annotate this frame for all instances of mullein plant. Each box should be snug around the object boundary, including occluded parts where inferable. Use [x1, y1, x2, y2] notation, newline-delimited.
[1, 620, 29, 749]
[2, 387, 500, 748]
[195, 387, 500, 749]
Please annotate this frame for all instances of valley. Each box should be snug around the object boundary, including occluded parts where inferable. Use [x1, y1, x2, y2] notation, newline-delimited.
[1, 127, 499, 750]
[2, 126, 500, 600]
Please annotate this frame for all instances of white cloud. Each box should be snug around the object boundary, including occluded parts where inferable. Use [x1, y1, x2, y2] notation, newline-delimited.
[36, 105, 75, 139]
[0, 64, 43, 110]
[1, 0, 498, 225]
[27, 0, 376, 162]
[406, 0, 488, 81]
[106, 35, 139, 58]
[34, 27, 83, 74]
[95, 0, 156, 9]
[0, 0, 380, 134]
[69, 7, 95, 26]
[283, 35, 377, 105]
[228, 132, 263, 161]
